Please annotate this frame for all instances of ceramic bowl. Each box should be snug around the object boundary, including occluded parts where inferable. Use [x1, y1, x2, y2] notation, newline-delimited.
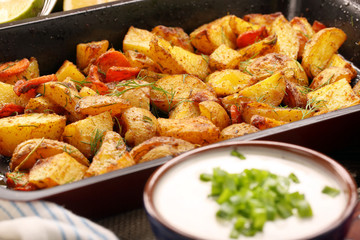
[144, 140, 358, 240]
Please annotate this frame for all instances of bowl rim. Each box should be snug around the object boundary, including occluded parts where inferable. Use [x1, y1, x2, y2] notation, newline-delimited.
[143, 140, 358, 240]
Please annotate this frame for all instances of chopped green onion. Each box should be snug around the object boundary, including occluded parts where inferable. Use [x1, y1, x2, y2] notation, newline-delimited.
[289, 173, 300, 183]
[201, 162, 313, 239]
[322, 186, 340, 197]
[230, 149, 246, 160]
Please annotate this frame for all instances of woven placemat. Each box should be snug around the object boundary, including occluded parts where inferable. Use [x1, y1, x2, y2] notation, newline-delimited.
[96, 208, 156, 240]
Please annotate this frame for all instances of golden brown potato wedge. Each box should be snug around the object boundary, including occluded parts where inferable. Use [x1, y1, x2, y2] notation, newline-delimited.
[150, 74, 217, 113]
[290, 17, 315, 58]
[282, 81, 308, 108]
[62, 111, 114, 158]
[169, 101, 200, 119]
[209, 44, 241, 71]
[157, 116, 220, 145]
[244, 53, 308, 86]
[237, 34, 277, 62]
[124, 50, 161, 72]
[220, 122, 259, 141]
[37, 80, 85, 121]
[353, 80, 360, 97]
[307, 78, 360, 114]
[205, 69, 256, 97]
[29, 152, 88, 189]
[75, 95, 132, 116]
[152, 25, 194, 52]
[10, 138, 89, 171]
[76, 40, 109, 71]
[309, 67, 354, 90]
[229, 15, 262, 35]
[302, 28, 347, 78]
[123, 26, 155, 56]
[120, 107, 158, 147]
[85, 131, 135, 177]
[0, 113, 66, 156]
[79, 86, 98, 97]
[243, 12, 283, 31]
[56, 60, 86, 82]
[250, 114, 288, 130]
[241, 102, 313, 123]
[25, 96, 65, 115]
[326, 54, 357, 79]
[108, 79, 151, 110]
[270, 15, 300, 59]
[237, 71, 286, 106]
[199, 100, 231, 130]
[0, 81, 33, 108]
[190, 15, 236, 54]
[129, 136, 196, 164]
[148, 36, 210, 79]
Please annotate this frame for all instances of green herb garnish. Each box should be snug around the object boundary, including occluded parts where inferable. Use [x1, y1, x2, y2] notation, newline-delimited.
[200, 165, 312, 239]
[230, 149, 246, 160]
[322, 186, 340, 197]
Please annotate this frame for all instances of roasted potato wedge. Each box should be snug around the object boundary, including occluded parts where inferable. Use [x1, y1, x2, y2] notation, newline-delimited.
[205, 69, 256, 97]
[326, 54, 357, 79]
[150, 74, 217, 113]
[79, 86, 98, 97]
[10, 138, 89, 171]
[250, 114, 288, 130]
[270, 15, 300, 59]
[190, 15, 236, 54]
[241, 102, 313, 123]
[25, 96, 65, 115]
[237, 34, 277, 62]
[56, 60, 86, 82]
[157, 116, 220, 145]
[124, 50, 161, 72]
[307, 78, 360, 114]
[0, 113, 66, 156]
[76, 40, 109, 71]
[0, 81, 33, 108]
[62, 111, 114, 158]
[290, 17, 315, 58]
[152, 25, 194, 52]
[309, 67, 354, 90]
[148, 36, 210, 79]
[282, 80, 308, 108]
[75, 95, 131, 116]
[243, 12, 283, 30]
[169, 101, 201, 119]
[123, 26, 154, 56]
[237, 71, 286, 106]
[120, 107, 158, 147]
[199, 100, 231, 130]
[29, 152, 88, 189]
[244, 53, 308, 86]
[302, 28, 347, 78]
[130, 136, 196, 164]
[220, 122, 259, 141]
[85, 131, 135, 177]
[209, 44, 241, 71]
[37, 80, 85, 121]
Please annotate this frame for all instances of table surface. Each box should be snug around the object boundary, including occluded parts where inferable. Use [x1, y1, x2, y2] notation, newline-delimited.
[94, 140, 360, 240]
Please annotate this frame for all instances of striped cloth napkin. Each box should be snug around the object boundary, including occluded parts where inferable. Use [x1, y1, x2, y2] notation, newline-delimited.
[0, 199, 119, 240]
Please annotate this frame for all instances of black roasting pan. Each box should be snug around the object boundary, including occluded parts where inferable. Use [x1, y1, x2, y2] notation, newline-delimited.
[0, 0, 359, 219]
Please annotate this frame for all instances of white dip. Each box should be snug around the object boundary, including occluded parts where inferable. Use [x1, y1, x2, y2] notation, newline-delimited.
[153, 146, 347, 240]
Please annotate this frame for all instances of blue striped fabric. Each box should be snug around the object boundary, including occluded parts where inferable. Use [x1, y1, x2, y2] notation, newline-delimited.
[0, 200, 119, 240]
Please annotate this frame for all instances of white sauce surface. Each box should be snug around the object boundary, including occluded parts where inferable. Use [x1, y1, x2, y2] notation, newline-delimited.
[153, 146, 347, 240]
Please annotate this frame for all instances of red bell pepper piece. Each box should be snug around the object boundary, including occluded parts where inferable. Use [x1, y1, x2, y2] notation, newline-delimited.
[13, 74, 57, 96]
[236, 26, 268, 48]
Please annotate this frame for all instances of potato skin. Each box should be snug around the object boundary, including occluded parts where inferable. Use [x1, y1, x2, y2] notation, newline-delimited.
[0, 113, 66, 157]
[199, 100, 231, 130]
[157, 116, 220, 145]
[130, 136, 196, 163]
[85, 131, 135, 177]
[220, 123, 259, 141]
[120, 107, 158, 147]
[10, 138, 89, 171]
[29, 152, 88, 189]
